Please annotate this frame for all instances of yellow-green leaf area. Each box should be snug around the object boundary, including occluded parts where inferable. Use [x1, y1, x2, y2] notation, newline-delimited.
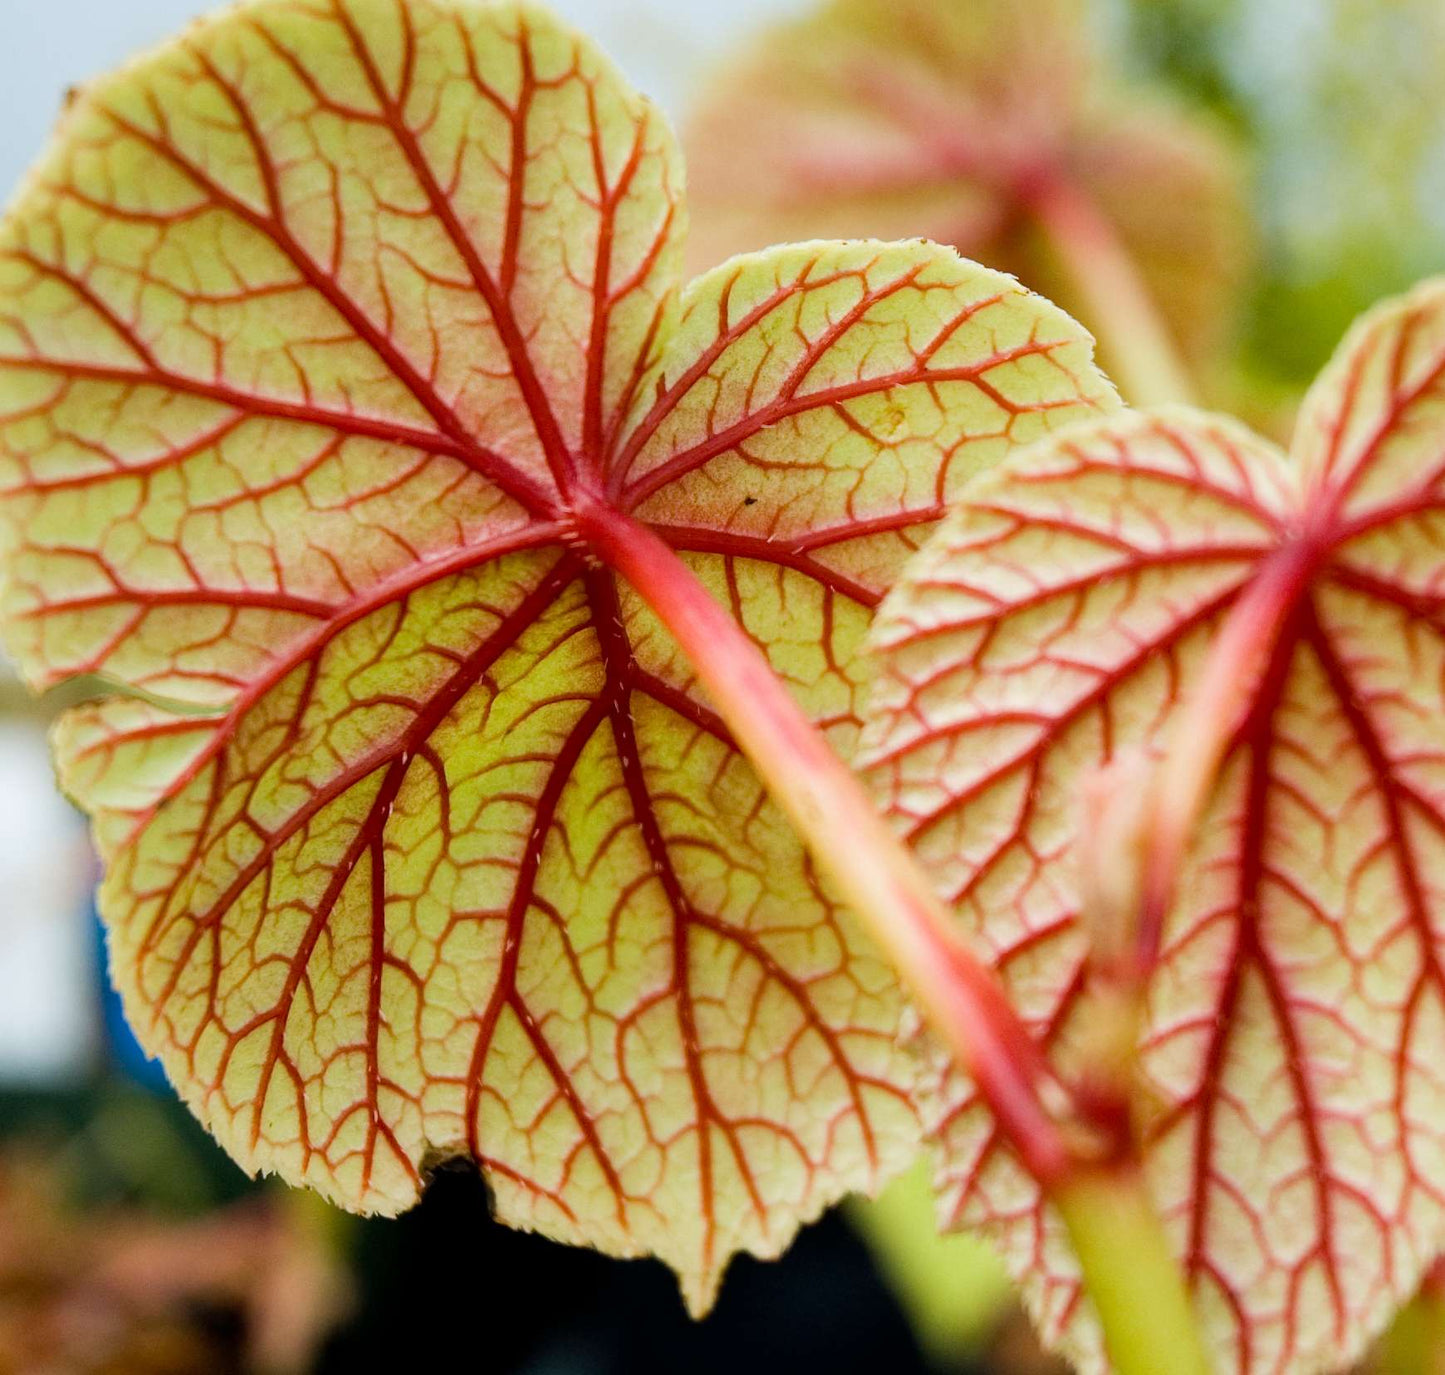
[0, 0, 1114, 1311]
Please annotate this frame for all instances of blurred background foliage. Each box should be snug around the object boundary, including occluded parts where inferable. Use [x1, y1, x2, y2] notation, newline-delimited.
[684, 0, 1247, 410]
[0, 0, 1443, 1371]
[1114, 0, 1445, 391]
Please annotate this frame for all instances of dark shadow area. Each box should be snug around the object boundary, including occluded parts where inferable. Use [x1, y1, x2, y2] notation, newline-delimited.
[321, 1159, 935, 1375]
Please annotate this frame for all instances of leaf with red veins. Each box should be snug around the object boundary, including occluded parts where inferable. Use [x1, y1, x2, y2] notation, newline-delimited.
[685, 0, 1248, 376]
[0, 0, 1115, 1311]
[859, 276, 1445, 1372]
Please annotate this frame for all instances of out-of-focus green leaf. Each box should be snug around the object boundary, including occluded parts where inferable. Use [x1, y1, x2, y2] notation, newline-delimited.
[844, 1161, 1013, 1363]
[1124, 0, 1445, 394]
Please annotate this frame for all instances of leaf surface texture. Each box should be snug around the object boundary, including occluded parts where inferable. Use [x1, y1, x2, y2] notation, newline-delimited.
[862, 278, 1445, 1369]
[0, 0, 1113, 1306]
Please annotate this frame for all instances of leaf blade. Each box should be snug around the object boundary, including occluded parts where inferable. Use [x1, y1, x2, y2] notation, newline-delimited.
[861, 283, 1445, 1370]
[0, 0, 1114, 1310]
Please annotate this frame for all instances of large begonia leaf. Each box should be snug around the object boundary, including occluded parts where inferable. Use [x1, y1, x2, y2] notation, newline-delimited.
[0, 0, 1115, 1309]
[684, 0, 1249, 382]
[860, 276, 1445, 1370]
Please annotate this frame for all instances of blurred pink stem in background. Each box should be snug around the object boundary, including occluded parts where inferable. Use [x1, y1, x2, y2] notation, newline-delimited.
[1028, 174, 1198, 408]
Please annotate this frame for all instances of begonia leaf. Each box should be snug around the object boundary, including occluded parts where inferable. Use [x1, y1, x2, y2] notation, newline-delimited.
[685, 0, 1248, 378]
[0, 0, 1114, 1309]
[860, 277, 1445, 1370]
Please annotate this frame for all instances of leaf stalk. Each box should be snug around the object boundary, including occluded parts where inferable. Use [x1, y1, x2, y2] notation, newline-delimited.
[1053, 1166, 1213, 1375]
[583, 499, 1214, 1374]
[1132, 536, 1319, 974]
[582, 499, 1070, 1182]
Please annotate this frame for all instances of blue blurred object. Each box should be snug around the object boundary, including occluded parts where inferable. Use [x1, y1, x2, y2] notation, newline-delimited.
[91, 903, 168, 1090]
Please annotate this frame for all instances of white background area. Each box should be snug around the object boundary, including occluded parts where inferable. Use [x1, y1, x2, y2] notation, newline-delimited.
[0, 0, 809, 199]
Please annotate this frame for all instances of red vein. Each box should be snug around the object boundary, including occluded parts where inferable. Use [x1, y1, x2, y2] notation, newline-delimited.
[332, 5, 577, 494]
[653, 524, 884, 608]
[101, 60, 556, 518]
